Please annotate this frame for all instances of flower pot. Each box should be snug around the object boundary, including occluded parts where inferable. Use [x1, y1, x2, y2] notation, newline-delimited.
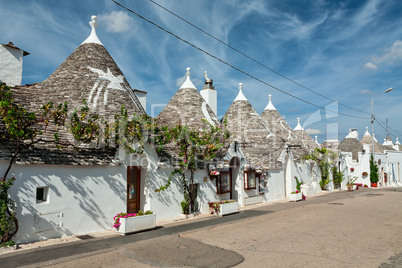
[116, 214, 156, 235]
[211, 202, 239, 217]
[289, 192, 302, 202]
[371, 183, 377, 188]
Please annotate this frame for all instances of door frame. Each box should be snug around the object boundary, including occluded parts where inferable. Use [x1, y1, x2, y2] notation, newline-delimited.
[127, 166, 141, 213]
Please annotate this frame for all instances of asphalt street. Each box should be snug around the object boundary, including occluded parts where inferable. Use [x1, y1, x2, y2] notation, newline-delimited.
[1, 187, 401, 267]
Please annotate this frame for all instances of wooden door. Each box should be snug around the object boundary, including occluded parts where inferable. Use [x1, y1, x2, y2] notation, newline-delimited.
[127, 166, 141, 213]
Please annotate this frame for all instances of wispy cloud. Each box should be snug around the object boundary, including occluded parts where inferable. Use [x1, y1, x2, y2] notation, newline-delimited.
[359, 89, 374, 95]
[306, 128, 321, 135]
[370, 40, 402, 67]
[364, 62, 378, 70]
[99, 11, 136, 34]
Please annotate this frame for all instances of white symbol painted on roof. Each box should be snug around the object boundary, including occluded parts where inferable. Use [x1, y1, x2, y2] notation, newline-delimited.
[87, 67, 125, 108]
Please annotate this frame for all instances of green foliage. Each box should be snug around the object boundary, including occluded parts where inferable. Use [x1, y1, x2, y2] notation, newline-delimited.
[346, 176, 358, 187]
[294, 176, 302, 192]
[180, 198, 190, 215]
[0, 178, 17, 243]
[303, 148, 336, 190]
[332, 167, 345, 189]
[0, 240, 16, 248]
[155, 118, 230, 213]
[370, 155, 379, 183]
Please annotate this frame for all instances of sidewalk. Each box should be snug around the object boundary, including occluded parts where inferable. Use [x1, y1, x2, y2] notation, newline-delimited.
[1, 185, 395, 255]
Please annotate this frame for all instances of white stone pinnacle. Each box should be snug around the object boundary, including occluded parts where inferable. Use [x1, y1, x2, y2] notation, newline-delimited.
[179, 67, 196, 89]
[294, 117, 304, 130]
[234, 82, 247, 101]
[82, 15, 103, 46]
[264, 94, 276, 110]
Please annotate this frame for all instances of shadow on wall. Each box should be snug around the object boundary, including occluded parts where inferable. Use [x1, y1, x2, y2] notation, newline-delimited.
[10, 166, 126, 243]
[148, 168, 182, 208]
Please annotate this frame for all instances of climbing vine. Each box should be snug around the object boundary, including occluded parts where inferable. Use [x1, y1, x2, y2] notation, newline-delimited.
[155, 119, 230, 214]
[0, 84, 168, 244]
[303, 148, 337, 190]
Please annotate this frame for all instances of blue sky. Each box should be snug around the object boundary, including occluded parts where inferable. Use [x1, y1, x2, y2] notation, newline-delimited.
[1, 0, 402, 144]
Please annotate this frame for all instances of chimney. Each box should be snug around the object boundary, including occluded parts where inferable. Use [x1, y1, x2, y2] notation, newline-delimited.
[0, 42, 29, 87]
[200, 70, 217, 116]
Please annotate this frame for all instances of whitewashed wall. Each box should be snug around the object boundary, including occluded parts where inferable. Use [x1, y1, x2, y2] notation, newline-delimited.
[0, 160, 126, 244]
[264, 169, 285, 201]
[384, 151, 402, 186]
[0, 45, 24, 87]
[342, 150, 371, 187]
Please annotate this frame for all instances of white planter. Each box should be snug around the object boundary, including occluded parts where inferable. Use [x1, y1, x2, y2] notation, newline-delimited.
[289, 192, 302, 202]
[116, 214, 156, 235]
[211, 202, 239, 217]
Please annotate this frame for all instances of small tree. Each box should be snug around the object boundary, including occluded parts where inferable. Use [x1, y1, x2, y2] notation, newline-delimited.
[0, 84, 70, 243]
[370, 155, 379, 184]
[303, 148, 337, 190]
[156, 120, 230, 214]
[332, 166, 345, 189]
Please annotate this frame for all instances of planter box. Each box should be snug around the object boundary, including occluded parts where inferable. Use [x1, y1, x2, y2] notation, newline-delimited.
[289, 192, 302, 202]
[347, 185, 357, 191]
[371, 182, 378, 188]
[116, 214, 156, 235]
[211, 202, 239, 217]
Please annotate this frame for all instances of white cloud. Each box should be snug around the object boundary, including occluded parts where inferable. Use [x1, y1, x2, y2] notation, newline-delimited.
[99, 11, 136, 33]
[370, 40, 402, 67]
[306, 128, 322, 135]
[359, 89, 373, 95]
[364, 62, 378, 70]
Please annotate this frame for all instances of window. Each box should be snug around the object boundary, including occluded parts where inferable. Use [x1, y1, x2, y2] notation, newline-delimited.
[36, 187, 49, 203]
[216, 172, 231, 194]
[244, 171, 257, 190]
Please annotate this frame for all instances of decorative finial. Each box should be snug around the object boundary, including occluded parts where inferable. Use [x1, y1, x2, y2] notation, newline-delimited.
[264, 94, 276, 110]
[234, 83, 247, 101]
[203, 70, 214, 90]
[179, 67, 196, 89]
[82, 15, 103, 45]
[294, 117, 303, 131]
[90, 15, 98, 29]
[366, 126, 368, 131]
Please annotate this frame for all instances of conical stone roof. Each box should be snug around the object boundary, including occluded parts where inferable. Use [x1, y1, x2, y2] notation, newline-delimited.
[2, 16, 144, 165]
[155, 68, 224, 167]
[339, 130, 363, 161]
[293, 118, 319, 152]
[360, 127, 383, 153]
[260, 95, 307, 160]
[156, 68, 220, 130]
[223, 84, 283, 170]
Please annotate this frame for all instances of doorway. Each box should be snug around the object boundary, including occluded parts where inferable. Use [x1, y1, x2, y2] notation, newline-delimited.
[230, 157, 240, 200]
[127, 166, 141, 213]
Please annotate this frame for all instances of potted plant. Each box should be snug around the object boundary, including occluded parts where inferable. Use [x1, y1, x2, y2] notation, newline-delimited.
[346, 176, 358, 191]
[289, 176, 303, 201]
[208, 200, 238, 216]
[370, 155, 379, 187]
[113, 210, 156, 235]
[362, 171, 368, 177]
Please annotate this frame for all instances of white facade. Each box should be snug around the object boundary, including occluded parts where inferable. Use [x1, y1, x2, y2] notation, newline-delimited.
[0, 43, 27, 87]
[200, 88, 217, 116]
[0, 160, 127, 243]
[134, 90, 147, 112]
